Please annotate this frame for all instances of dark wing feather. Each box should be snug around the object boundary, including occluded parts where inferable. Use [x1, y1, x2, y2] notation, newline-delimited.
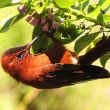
[38, 64, 110, 89]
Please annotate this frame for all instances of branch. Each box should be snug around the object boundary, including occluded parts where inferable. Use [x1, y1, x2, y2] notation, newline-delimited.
[71, 9, 110, 29]
[79, 37, 110, 64]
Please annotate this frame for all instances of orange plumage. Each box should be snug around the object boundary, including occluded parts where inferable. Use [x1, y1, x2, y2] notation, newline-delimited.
[1, 37, 110, 89]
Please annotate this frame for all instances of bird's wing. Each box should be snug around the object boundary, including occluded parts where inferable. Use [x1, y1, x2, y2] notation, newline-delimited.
[39, 64, 110, 89]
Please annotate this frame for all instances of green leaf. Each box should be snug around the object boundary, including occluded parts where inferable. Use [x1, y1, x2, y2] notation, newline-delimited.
[102, 14, 110, 23]
[97, 13, 104, 23]
[0, 0, 11, 8]
[0, 13, 27, 33]
[97, 14, 110, 23]
[0, 14, 18, 32]
[55, 24, 84, 44]
[0, 0, 19, 8]
[98, 0, 110, 10]
[32, 26, 51, 54]
[86, 43, 94, 53]
[98, 0, 110, 14]
[74, 32, 100, 53]
[54, 0, 78, 8]
[100, 52, 110, 67]
[98, 0, 105, 5]
[32, 34, 49, 53]
[81, 0, 89, 11]
[86, 5, 100, 19]
[87, 4, 97, 13]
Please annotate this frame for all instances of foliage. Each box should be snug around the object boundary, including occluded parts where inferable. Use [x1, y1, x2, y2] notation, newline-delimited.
[1, 0, 110, 67]
[1, 0, 110, 110]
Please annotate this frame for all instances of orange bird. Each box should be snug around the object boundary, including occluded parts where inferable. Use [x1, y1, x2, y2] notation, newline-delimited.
[1, 36, 110, 89]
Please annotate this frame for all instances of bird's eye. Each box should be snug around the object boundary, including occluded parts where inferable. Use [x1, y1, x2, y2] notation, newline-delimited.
[17, 52, 24, 59]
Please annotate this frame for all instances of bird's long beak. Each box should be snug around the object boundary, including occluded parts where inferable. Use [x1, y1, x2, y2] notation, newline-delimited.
[26, 36, 38, 50]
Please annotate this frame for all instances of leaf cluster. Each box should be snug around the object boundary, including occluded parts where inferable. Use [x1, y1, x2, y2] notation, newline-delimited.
[1, 0, 110, 67]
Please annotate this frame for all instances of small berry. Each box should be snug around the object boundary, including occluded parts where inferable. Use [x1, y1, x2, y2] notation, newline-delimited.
[18, 4, 26, 14]
[41, 16, 46, 24]
[42, 23, 49, 31]
[48, 12, 55, 20]
[52, 22, 60, 29]
[30, 18, 40, 26]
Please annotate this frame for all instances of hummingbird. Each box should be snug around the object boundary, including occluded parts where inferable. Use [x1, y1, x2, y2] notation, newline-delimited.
[1, 36, 110, 89]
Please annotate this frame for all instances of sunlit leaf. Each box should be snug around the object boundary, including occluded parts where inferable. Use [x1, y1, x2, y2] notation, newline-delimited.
[97, 13, 103, 24]
[0, 0, 11, 8]
[86, 43, 94, 52]
[0, 14, 18, 32]
[102, 14, 110, 23]
[98, 0, 110, 10]
[74, 32, 100, 53]
[0, 0, 20, 8]
[0, 13, 27, 33]
[97, 0, 110, 15]
[87, 4, 97, 13]
[97, 14, 110, 23]
[86, 5, 100, 19]
[98, 0, 105, 5]
[54, 0, 78, 8]
[81, 0, 89, 11]
[100, 52, 110, 67]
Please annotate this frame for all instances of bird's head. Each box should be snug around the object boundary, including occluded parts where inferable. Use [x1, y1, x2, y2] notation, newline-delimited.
[1, 45, 29, 72]
[1, 36, 38, 73]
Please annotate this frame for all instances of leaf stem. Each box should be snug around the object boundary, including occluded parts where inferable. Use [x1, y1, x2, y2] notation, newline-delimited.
[70, 8, 110, 29]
